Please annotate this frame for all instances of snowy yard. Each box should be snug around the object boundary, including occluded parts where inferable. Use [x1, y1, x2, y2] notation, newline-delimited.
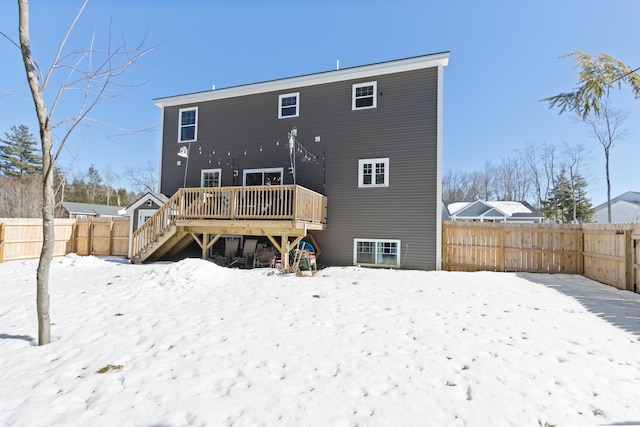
[1, 255, 640, 426]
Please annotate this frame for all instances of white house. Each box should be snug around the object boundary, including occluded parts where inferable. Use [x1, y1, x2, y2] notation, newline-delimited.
[592, 191, 640, 223]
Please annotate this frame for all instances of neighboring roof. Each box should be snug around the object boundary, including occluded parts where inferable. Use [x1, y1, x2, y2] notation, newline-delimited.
[154, 52, 450, 108]
[56, 202, 125, 217]
[594, 191, 640, 211]
[124, 192, 169, 212]
[445, 200, 544, 220]
[592, 198, 640, 223]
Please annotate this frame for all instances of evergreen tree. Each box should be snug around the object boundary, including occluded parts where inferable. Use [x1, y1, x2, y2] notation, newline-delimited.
[0, 124, 42, 177]
[541, 168, 594, 223]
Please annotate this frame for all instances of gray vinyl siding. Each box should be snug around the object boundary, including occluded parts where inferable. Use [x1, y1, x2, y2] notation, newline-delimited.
[159, 67, 440, 270]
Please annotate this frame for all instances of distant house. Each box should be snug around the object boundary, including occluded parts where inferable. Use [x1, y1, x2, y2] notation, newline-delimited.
[592, 191, 640, 223]
[444, 200, 544, 223]
[55, 202, 125, 219]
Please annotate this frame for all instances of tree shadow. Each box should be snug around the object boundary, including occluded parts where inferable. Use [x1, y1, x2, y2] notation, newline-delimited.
[517, 272, 640, 338]
[0, 333, 36, 343]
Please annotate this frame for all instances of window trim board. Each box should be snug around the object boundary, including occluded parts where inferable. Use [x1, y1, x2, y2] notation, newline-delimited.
[352, 81, 377, 110]
[358, 157, 389, 188]
[353, 238, 401, 268]
[178, 106, 198, 142]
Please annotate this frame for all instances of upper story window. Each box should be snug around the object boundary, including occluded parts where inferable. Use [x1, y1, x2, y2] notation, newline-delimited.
[178, 107, 198, 142]
[352, 81, 377, 110]
[278, 92, 299, 119]
[358, 157, 389, 188]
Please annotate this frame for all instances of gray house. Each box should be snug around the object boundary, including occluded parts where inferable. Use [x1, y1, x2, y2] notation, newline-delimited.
[445, 200, 545, 223]
[55, 202, 125, 219]
[136, 52, 449, 269]
[592, 191, 640, 223]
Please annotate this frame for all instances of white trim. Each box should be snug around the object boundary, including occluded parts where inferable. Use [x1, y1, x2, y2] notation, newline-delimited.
[158, 107, 165, 195]
[278, 92, 300, 119]
[137, 209, 157, 229]
[435, 64, 443, 271]
[358, 158, 389, 188]
[353, 238, 401, 268]
[154, 52, 450, 107]
[178, 107, 198, 142]
[200, 168, 222, 187]
[352, 81, 377, 110]
[242, 167, 284, 186]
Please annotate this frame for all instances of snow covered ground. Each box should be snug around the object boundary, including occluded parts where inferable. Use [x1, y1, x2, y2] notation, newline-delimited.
[1, 255, 640, 426]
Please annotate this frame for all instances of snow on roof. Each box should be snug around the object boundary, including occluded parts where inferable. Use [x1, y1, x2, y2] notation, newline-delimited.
[447, 202, 470, 215]
[487, 201, 532, 215]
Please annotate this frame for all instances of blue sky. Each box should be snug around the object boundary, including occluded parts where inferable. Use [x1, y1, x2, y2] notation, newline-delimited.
[0, 0, 638, 205]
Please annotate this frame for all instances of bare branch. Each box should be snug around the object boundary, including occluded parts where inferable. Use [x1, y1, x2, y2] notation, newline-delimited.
[41, 0, 88, 92]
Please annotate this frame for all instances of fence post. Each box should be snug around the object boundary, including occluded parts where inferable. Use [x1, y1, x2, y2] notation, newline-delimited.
[109, 219, 114, 256]
[497, 224, 505, 272]
[0, 222, 5, 264]
[577, 226, 584, 275]
[86, 217, 93, 256]
[69, 221, 77, 254]
[625, 230, 633, 292]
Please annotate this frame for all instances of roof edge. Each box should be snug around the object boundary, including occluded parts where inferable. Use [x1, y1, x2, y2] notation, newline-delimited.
[154, 51, 450, 107]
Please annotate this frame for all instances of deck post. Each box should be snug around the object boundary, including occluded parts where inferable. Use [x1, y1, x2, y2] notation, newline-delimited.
[282, 234, 289, 271]
[202, 233, 209, 259]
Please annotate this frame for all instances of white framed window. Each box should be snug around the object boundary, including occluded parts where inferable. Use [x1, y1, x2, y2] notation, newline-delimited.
[354, 239, 401, 268]
[243, 167, 283, 186]
[352, 81, 377, 110]
[178, 107, 198, 142]
[278, 92, 299, 119]
[201, 169, 222, 187]
[358, 158, 389, 188]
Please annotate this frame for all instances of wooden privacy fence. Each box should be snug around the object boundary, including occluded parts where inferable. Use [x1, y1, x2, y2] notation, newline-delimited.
[0, 218, 76, 262]
[0, 217, 130, 263]
[443, 221, 640, 292]
[72, 217, 130, 257]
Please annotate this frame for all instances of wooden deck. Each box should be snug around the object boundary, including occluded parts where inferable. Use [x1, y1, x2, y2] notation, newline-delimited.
[131, 185, 327, 264]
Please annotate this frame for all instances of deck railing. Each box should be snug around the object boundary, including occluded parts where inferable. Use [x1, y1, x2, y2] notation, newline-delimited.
[131, 185, 327, 260]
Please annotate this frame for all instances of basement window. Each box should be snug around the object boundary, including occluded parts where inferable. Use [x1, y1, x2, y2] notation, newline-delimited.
[354, 239, 400, 268]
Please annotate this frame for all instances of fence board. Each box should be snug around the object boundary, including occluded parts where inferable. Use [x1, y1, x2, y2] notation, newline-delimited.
[75, 217, 131, 257]
[582, 223, 636, 291]
[443, 222, 582, 274]
[0, 218, 76, 262]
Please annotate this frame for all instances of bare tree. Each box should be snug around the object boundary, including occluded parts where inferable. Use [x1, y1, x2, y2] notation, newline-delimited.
[493, 157, 530, 201]
[562, 142, 589, 223]
[102, 163, 118, 205]
[124, 161, 158, 194]
[0, 175, 42, 217]
[14, 0, 151, 345]
[520, 141, 558, 208]
[585, 103, 628, 223]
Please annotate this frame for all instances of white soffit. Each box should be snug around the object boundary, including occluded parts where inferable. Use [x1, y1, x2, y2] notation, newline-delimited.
[154, 52, 450, 108]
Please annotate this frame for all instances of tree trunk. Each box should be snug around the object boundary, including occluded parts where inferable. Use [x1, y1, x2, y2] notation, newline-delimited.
[19, 0, 54, 345]
[605, 148, 611, 223]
